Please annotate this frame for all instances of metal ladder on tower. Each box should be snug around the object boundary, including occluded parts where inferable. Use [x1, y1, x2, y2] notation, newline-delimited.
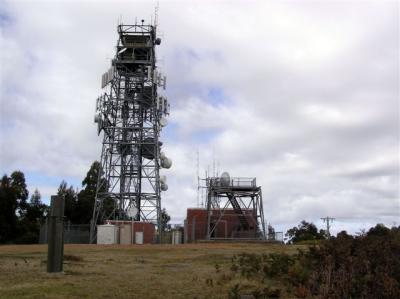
[227, 193, 249, 229]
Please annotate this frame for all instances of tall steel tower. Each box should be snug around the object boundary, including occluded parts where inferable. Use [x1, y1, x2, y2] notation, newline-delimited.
[90, 21, 171, 243]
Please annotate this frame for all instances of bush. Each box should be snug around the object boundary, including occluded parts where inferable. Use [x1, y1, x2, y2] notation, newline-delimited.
[224, 225, 400, 298]
[262, 253, 294, 278]
[298, 225, 400, 298]
[234, 253, 262, 278]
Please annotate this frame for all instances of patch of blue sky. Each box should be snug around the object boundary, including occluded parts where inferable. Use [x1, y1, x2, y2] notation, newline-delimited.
[190, 128, 221, 145]
[164, 120, 220, 145]
[166, 81, 196, 94]
[206, 86, 229, 106]
[165, 82, 203, 103]
[0, 9, 13, 27]
[21, 172, 84, 205]
[161, 121, 179, 142]
[169, 47, 223, 73]
[165, 83, 229, 108]
[26, 171, 81, 190]
[0, 121, 16, 132]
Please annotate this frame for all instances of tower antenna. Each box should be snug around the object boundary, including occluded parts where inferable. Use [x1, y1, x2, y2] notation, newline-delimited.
[196, 150, 200, 207]
[154, 2, 159, 28]
[90, 20, 171, 244]
[212, 150, 216, 177]
[321, 216, 335, 238]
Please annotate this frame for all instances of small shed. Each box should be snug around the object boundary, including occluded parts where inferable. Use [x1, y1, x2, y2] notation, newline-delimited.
[106, 220, 155, 244]
[97, 224, 118, 244]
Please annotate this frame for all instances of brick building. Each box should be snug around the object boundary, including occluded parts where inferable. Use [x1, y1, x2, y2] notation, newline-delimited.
[184, 208, 259, 242]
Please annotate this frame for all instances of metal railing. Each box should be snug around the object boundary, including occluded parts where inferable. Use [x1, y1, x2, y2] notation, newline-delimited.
[209, 177, 257, 188]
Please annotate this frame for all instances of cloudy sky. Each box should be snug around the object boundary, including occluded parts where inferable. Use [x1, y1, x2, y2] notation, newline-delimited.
[1, 0, 399, 235]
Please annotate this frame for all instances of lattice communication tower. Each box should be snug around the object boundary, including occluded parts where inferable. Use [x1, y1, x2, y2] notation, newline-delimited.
[90, 21, 172, 243]
[205, 172, 266, 240]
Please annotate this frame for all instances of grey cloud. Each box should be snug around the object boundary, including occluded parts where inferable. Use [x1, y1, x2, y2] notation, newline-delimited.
[0, 0, 398, 233]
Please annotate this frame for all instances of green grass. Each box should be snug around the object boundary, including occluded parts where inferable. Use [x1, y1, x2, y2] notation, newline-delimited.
[0, 243, 305, 299]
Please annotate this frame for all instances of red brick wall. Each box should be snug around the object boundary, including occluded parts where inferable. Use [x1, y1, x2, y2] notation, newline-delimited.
[186, 209, 208, 242]
[186, 208, 258, 241]
[133, 222, 155, 244]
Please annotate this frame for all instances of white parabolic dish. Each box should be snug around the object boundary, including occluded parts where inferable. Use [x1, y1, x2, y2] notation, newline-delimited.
[220, 172, 230, 187]
[127, 206, 138, 218]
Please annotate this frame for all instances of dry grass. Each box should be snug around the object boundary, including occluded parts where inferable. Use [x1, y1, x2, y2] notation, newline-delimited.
[0, 243, 305, 299]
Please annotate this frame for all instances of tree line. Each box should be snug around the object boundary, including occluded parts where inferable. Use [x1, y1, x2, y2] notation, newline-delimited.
[0, 171, 47, 244]
[0, 161, 172, 244]
[0, 162, 102, 244]
[0, 162, 384, 245]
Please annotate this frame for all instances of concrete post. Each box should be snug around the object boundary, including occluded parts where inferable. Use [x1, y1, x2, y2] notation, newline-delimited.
[47, 195, 65, 273]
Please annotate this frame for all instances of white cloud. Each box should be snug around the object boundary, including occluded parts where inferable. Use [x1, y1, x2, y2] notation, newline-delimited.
[0, 0, 398, 235]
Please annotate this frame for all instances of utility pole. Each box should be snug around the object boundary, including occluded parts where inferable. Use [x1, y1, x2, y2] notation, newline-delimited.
[321, 216, 335, 238]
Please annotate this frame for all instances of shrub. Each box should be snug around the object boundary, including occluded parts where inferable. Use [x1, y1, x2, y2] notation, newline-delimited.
[228, 284, 240, 299]
[237, 253, 262, 279]
[225, 225, 400, 298]
[262, 253, 294, 278]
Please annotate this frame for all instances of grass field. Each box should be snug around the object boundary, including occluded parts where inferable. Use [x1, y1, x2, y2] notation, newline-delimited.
[0, 243, 305, 299]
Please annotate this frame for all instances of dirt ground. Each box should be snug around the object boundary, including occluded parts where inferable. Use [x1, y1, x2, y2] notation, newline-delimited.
[0, 243, 303, 299]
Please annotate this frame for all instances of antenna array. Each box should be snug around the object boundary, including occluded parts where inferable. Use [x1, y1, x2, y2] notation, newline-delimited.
[90, 21, 171, 243]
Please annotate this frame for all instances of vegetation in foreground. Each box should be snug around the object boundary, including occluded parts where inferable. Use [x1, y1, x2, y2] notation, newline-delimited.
[0, 243, 301, 299]
[1, 167, 398, 298]
[210, 224, 400, 298]
[1, 225, 398, 299]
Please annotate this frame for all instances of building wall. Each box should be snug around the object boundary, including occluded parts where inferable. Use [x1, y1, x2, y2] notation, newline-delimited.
[107, 220, 155, 244]
[186, 209, 208, 243]
[185, 208, 258, 242]
[132, 222, 155, 244]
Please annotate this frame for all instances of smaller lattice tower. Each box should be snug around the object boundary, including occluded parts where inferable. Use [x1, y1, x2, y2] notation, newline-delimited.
[205, 172, 266, 240]
[90, 20, 172, 243]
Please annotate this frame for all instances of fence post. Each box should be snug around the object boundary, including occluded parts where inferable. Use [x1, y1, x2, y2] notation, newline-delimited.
[44, 217, 48, 243]
[183, 220, 187, 244]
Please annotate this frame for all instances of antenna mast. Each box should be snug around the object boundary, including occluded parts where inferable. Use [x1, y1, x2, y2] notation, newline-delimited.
[196, 150, 200, 207]
[154, 2, 159, 28]
[212, 150, 216, 177]
[321, 216, 335, 238]
[90, 20, 171, 244]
